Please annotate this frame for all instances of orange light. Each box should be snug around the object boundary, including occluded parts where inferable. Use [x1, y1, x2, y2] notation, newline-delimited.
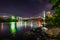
[47, 11, 51, 15]
[37, 20, 41, 27]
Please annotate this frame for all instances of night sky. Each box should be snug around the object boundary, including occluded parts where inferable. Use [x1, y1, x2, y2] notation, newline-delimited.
[0, 0, 53, 17]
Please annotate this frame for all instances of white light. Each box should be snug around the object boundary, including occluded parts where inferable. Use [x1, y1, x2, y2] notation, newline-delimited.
[3, 16, 8, 17]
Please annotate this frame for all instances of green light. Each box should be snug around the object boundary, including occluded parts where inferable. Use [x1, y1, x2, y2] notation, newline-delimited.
[10, 22, 16, 34]
[11, 16, 15, 19]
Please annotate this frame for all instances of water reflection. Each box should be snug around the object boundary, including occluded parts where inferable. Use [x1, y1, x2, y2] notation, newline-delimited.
[10, 22, 16, 35]
[0, 20, 42, 34]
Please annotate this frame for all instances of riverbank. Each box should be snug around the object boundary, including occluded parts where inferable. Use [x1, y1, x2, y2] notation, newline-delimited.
[46, 26, 60, 39]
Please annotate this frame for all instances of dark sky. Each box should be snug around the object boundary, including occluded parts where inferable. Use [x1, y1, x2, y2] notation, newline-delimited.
[0, 0, 53, 17]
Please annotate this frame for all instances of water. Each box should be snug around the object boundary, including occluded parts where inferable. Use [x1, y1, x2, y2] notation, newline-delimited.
[0, 21, 42, 37]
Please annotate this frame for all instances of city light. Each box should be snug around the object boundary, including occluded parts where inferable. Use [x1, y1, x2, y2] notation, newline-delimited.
[37, 20, 41, 27]
[24, 21, 27, 29]
[10, 22, 16, 34]
[20, 21, 22, 27]
[16, 22, 20, 30]
[1, 23, 4, 30]
[11, 16, 15, 20]
[30, 20, 33, 28]
[0, 15, 43, 33]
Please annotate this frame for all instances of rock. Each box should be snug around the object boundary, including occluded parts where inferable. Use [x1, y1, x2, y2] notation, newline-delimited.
[46, 27, 60, 38]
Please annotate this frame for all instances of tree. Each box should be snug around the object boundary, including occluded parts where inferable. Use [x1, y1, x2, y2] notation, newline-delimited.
[0, 17, 6, 22]
[48, 0, 60, 26]
[45, 16, 55, 26]
[0, 16, 18, 22]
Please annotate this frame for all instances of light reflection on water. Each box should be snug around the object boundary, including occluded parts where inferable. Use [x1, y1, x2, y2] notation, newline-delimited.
[0, 22, 41, 30]
[0, 21, 41, 34]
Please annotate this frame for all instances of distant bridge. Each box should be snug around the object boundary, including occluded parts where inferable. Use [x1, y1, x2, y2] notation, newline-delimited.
[0, 11, 46, 34]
